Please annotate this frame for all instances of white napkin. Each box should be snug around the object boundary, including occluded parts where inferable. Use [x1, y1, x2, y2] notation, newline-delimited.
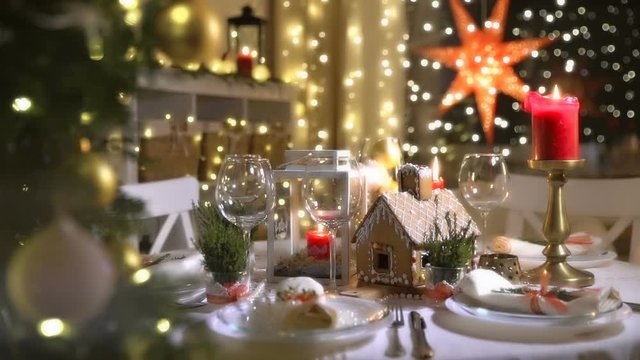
[489, 232, 603, 257]
[457, 269, 620, 316]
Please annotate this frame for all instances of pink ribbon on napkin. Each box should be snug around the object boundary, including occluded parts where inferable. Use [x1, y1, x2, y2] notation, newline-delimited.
[524, 270, 568, 314]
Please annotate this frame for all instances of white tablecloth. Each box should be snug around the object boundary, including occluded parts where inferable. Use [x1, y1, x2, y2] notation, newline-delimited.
[188, 260, 640, 360]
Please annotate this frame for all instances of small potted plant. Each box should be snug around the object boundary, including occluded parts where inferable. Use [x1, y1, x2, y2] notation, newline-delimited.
[421, 211, 478, 286]
[193, 202, 250, 303]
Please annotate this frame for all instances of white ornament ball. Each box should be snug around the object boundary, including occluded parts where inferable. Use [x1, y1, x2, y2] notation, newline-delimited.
[7, 216, 116, 325]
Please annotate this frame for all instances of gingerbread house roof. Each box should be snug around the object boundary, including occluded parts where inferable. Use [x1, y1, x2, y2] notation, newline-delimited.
[354, 190, 479, 249]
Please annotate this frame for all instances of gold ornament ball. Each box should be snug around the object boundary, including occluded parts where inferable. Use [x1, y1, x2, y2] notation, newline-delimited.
[56, 153, 118, 210]
[154, 0, 216, 66]
[6, 216, 116, 326]
[252, 64, 271, 82]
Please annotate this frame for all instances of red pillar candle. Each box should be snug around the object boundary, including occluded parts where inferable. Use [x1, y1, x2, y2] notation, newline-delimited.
[523, 86, 580, 160]
[432, 156, 445, 190]
[306, 229, 332, 259]
[236, 47, 253, 77]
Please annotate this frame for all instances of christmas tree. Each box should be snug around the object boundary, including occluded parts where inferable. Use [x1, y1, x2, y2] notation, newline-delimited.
[0, 1, 220, 357]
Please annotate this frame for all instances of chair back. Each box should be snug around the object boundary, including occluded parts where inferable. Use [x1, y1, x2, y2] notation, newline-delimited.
[121, 176, 199, 254]
[503, 174, 640, 264]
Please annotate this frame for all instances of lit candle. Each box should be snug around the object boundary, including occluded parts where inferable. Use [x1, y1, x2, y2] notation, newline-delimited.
[524, 85, 580, 160]
[306, 226, 332, 259]
[236, 46, 253, 77]
[432, 156, 445, 190]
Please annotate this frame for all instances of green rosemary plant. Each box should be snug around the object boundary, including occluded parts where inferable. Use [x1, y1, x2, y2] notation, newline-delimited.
[422, 211, 478, 268]
[193, 202, 247, 280]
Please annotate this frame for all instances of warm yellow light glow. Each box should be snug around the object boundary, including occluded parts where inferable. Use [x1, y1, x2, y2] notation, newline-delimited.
[552, 84, 561, 99]
[169, 4, 191, 25]
[132, 269, 151, 284]
[216, 146, 224, 152]
[252, 64, 271, 82]
[38, 318, 65, 338]
[124, 9, 142, 26]
[12, 96, 32, 112]
[297, 118, 306, 127]
[318, 130, 328, 139]
[144, 128, 153, 138]
[258, 125, 268, 134]
[156, 318, 171, 333]
[226, 117, 237, 127]
[119, 0, 139, 10]
[278, 198, 286, 206]
[80, 112, 93, 125]
[201, 184, 209, 191]
[297, 210, 306, 218]
[282, 181, 290, 188]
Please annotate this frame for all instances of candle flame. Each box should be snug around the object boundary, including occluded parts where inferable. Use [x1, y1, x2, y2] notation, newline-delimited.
[241, 46, 251, 56]
[317, 223, 325, 232]
[432, 156, 440, 180]
[552, 85, 561, 100]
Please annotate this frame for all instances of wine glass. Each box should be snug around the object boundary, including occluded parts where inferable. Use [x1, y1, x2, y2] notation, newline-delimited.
[458, 153, 509, 254]
[302, 155, 363, 293]
[215, 154, 274, 281]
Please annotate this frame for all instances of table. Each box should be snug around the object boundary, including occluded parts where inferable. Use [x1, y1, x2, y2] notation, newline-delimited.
[186, 259, 640, 360]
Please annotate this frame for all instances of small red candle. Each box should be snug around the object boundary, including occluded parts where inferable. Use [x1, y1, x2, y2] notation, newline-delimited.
[524, 85, 580, 160]
[432, 156, 445, 190]
[236, 47, 253, 77]
[306, 228, 332, 259]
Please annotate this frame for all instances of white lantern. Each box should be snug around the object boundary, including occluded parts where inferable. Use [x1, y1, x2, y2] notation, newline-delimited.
[266, 150, 365, 286]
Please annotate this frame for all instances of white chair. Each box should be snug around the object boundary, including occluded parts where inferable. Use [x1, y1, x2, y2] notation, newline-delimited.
[502, 173, 640, 264]
[120, 176, 199, 254]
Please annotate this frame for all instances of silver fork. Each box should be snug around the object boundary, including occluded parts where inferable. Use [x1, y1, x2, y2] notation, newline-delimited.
[385, 303, 405, 358]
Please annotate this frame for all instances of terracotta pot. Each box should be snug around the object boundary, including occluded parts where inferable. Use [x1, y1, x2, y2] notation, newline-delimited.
[429, 266, 466, 286]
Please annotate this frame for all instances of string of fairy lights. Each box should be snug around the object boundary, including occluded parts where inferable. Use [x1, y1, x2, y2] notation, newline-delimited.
[275, 0, 406, 152]
[405, 0, 638, 164]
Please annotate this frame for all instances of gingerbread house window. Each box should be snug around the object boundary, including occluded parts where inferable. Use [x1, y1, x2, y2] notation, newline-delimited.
[421, 254, 429, 268]
[374, 251, 390, 272]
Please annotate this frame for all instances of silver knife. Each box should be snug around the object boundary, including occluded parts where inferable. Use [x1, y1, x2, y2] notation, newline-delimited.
[409, 311, 434, 359]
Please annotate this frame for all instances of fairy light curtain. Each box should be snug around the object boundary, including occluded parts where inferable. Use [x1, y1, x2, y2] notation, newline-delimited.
[272, 0, 407, 152]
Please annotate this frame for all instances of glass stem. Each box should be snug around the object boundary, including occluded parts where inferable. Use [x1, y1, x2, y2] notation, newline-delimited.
[479, 211, 489, 255]
[243, 229, 253, 283]
[328, 228, 338, 293]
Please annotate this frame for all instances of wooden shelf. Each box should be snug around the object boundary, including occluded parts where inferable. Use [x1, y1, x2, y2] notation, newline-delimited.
[137, 69, 295, 103]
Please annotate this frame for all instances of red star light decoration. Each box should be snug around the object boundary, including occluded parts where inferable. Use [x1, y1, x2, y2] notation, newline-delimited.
[418, 0, 554, 144]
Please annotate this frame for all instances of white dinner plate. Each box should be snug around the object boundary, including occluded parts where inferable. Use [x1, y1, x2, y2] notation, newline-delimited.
[208, 295, 389, 345]
[518, 249, 617, 270]
[445, 294, 631, 329]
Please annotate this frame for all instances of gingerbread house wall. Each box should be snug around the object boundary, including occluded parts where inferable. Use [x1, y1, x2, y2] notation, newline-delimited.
[355, 204, 418, 287]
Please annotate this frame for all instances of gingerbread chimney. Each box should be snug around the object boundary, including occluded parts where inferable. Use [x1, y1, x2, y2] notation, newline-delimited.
[398, 163, 433, 201]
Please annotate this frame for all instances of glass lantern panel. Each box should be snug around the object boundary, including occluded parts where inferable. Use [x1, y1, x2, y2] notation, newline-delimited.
[233, 26, 259, 55]
[271, 177, 344, 280]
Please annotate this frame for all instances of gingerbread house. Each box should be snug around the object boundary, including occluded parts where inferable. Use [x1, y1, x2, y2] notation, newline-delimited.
[354, 164, 478, 290]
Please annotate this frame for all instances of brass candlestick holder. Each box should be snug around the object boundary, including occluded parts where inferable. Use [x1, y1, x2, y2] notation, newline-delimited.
[525, 159, 594, 287]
